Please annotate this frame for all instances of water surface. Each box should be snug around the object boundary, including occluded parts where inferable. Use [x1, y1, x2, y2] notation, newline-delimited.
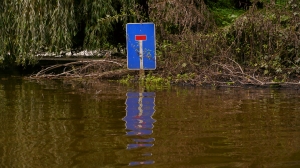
[0, 77, 300, 167]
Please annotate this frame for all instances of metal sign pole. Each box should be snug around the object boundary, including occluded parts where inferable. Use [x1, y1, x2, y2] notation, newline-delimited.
[139, 40, 145, 79]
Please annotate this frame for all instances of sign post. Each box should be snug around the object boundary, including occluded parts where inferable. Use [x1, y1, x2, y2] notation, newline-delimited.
[136, 35, 147, 77]
[126, 23, 156, 79]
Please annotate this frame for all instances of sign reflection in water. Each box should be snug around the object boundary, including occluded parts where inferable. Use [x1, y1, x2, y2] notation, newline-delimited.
[123, 92, 156, 166]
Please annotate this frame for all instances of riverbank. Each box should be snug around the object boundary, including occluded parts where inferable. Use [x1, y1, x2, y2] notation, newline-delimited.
[9, 55, 296, 90]
[1, 48, 299, 90]
[2, 66, 299, 90]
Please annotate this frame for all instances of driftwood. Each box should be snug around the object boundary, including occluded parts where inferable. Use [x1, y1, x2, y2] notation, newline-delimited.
[31, 59, 132, 79]
[194, 57, 300, 88]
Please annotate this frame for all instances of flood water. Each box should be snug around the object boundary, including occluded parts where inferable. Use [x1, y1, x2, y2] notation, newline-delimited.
[0, 76, 300, 168]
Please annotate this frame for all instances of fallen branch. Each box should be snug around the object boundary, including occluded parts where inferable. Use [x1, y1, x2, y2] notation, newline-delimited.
[32, 59, 127, 79]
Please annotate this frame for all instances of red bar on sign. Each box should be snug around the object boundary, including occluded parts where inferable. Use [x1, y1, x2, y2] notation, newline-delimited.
[135, 35, 147, 41]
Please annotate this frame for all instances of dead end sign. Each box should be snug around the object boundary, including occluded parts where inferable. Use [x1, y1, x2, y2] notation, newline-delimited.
[126, 23, 156, 70]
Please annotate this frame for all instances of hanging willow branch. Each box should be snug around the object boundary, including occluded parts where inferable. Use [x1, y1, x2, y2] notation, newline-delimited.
[0, 0, 138, 65]
[0, 0, 77, 65]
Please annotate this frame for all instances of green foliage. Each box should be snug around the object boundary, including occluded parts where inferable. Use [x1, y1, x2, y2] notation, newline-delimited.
[83, 0, 116, 49]
[205, 0, 234, 9]
[211, 8, 245, 26]
[0, 0, 138, 66]
[119, 72, 171, 90]
[225, 5, 300, 75]
[144, 73, 170, 85]
[175, 73, 196, 83]
[0, 0, 77, 65]
[119, 74, 134, 84]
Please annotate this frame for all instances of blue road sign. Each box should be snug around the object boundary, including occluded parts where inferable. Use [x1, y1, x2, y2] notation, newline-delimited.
[126, 23, 156, 70]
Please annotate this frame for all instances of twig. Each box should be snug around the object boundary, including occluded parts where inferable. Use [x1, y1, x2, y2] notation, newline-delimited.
[224, 57, 244, 74]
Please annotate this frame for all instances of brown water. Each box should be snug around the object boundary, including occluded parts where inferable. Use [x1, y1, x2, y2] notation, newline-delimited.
[0, 77, 300, 168]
